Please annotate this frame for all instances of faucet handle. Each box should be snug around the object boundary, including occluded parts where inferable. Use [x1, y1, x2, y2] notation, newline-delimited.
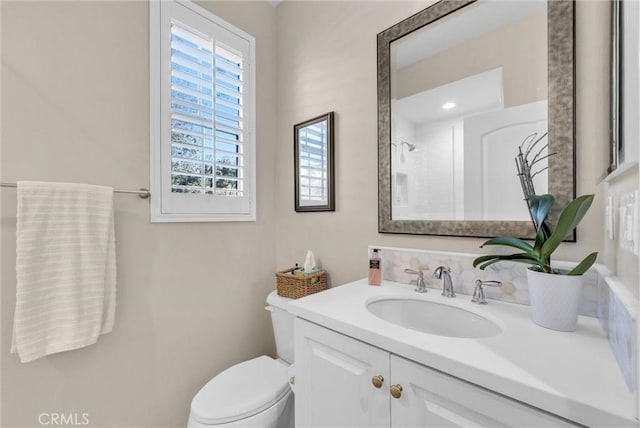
[431, 265, 450, 279]
[404, 269, 426, 293]
[472, 280, 502, 304]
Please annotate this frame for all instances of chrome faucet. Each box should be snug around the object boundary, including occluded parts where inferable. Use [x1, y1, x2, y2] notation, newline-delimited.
[404, 269, 427, 293]
[432, 266, 455, 297]
[471, 280, 502, 304]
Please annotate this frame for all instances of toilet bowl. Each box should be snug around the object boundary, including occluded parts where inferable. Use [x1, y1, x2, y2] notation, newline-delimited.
[187, 291, 295, 427]
[187, 356, 293, 427]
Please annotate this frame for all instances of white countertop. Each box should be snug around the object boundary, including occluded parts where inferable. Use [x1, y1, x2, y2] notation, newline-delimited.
[288, 279, 638, 427]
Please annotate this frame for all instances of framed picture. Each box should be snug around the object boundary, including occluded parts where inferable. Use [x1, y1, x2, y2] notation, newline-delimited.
[294, 112, 335, 212]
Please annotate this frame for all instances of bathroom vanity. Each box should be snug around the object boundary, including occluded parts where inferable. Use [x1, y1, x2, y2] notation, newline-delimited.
[289, 279, 638, 427]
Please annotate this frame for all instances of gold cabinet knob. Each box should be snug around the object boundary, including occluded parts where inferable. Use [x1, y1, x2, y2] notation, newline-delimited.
[371, 375, 384, 389]
[390, 384, 403, 399]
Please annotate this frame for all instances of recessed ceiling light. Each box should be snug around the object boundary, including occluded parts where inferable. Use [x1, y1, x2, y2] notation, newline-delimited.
[442, 102, 456, 110]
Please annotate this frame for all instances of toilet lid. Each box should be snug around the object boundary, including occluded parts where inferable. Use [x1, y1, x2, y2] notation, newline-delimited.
[190, 356, 290, 425]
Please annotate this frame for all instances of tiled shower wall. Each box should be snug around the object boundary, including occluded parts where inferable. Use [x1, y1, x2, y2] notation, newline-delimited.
[371, 246, 638, 392]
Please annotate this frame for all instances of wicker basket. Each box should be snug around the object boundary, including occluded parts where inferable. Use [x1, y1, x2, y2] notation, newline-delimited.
[275, 267, 327, 299]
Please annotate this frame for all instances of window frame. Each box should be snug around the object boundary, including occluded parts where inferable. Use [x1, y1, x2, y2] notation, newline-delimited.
[149, 0, 256, 222]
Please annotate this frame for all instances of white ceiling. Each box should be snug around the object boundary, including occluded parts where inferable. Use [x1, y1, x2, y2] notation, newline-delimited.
[394, 68, 504, 126]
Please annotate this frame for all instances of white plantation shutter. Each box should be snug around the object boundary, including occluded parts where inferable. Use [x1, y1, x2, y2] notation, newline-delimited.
[150, 0, 255, 222]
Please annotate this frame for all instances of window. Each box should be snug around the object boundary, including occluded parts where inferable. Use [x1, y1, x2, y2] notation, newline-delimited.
[150, 0, 256, 222]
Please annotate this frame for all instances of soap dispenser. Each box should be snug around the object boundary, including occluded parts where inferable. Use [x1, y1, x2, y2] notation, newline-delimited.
[368, 248, 382, 286]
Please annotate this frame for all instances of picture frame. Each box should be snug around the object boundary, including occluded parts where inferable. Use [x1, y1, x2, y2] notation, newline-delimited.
[294, 112, 335, 212]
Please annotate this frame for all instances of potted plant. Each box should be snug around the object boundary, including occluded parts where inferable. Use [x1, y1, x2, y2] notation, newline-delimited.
[473, 193, 598, 331]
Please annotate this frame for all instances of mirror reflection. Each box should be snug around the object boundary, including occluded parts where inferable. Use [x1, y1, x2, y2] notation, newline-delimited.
[294, 112, 335, 212]
[390, 0, 548, 221]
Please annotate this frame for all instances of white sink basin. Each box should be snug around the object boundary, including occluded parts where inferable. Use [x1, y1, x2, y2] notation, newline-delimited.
[366, 298, 502, 338]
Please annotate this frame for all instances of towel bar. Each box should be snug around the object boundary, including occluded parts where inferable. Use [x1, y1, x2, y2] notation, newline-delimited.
[0, 182, 150, 199]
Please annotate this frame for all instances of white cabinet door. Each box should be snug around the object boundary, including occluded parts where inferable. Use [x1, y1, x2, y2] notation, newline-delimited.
[295, 319, 390, 428]
[390, 355, 578, 428]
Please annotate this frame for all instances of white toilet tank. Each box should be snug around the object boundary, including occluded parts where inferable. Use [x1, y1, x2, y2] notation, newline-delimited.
[266, 291, 295, 364]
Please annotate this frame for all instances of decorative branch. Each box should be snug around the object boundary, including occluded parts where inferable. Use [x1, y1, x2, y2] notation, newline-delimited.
[515, 131, 554, 232]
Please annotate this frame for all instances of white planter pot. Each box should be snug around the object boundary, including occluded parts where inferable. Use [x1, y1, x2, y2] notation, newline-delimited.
[526, 268, 584, 331]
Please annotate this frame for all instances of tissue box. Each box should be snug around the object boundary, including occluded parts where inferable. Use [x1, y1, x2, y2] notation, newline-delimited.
[275, 267, 327, 299]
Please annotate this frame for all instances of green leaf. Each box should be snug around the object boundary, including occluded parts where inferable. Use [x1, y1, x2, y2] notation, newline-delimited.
[541, 195, 595, 259]
[529, 194, 554, 233]
[533, 224, 547, 253]
[473, 255, 500, 268]
[567, 252, 598, 276]
[480, 236, 534, 253]
[475, 253, 541, 271]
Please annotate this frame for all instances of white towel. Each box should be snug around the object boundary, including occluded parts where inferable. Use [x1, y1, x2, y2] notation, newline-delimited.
[11, 181, 116, 363]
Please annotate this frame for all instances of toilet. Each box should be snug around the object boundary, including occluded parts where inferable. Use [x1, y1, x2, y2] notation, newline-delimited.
[187, 291, 295, 427]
